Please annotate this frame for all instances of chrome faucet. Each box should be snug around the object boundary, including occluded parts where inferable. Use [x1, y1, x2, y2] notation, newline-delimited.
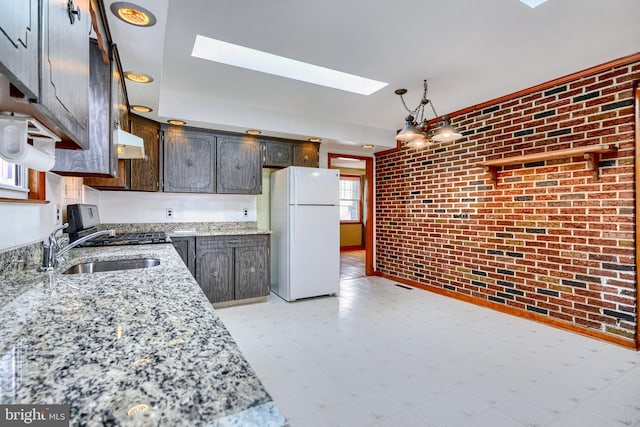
[41, 224, 116, 270]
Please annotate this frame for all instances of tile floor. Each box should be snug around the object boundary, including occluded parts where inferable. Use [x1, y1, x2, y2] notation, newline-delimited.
[217, 275, 640, 427]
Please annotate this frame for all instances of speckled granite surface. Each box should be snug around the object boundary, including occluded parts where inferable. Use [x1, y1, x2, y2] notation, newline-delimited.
[0, 244, 286, 426]
[0, 241, 42, 281]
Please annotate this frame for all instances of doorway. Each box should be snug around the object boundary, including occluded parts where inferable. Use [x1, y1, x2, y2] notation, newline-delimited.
[328, 153, 374, 276]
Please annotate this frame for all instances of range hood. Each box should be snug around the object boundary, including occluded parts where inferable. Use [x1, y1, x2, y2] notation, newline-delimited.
[116, 127, 146, 160]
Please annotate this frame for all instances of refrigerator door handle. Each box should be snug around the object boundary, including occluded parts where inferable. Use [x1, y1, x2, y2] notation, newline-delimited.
[291, 205, 296, 242]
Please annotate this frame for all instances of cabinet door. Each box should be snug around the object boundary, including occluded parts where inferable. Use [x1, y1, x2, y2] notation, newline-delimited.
[0, 0, 39, 98]
[293, 142, 320, 167]
[39, 0, 90, 149]
[262, 141, 292, 168]
[130, 114, 160, 191]
[172, 237, 195, 277]
[234, 245, 270, 300]
[53, 40, 116, 176]
[163, 127, 216, 193]
[196, 246, 234, 303]
[217, 136, 261, 194]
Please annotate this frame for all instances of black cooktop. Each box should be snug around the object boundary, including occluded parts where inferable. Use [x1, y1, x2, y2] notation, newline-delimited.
[78, 232, 171, 247]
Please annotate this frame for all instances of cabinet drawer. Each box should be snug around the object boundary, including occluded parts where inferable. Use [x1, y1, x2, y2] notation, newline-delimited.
[196, 234, 269, 249]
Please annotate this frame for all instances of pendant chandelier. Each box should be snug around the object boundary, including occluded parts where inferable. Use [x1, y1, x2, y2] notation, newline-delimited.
[394, 80, 462, 148]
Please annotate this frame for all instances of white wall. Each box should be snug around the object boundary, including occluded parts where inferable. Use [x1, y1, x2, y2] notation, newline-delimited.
[0, 173, 69, 251]
[96, 191, 256, 223]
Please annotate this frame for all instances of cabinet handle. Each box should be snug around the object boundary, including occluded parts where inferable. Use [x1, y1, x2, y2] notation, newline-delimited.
[303, 155, 309, 162]
[213, 271, 218, 277]
[67, 0, 81, 24]
[186, 159, 193, 167]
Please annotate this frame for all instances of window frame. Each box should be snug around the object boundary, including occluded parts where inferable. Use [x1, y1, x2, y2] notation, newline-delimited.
[0, 159, 29, 198]
[339, 174, 363, 224]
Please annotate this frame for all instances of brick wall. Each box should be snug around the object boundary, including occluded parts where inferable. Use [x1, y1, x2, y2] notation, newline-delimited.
[375, 58, 639, 346]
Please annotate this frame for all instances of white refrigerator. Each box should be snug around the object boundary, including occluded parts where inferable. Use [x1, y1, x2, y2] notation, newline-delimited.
[270, 166, 340, 301]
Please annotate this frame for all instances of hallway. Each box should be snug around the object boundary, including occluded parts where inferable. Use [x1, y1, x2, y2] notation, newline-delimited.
[340, 249, 366, 280]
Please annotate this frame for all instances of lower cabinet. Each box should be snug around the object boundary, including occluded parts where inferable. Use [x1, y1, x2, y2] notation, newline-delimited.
[192, 235, 270, 303]
[171, 236, 195, 277]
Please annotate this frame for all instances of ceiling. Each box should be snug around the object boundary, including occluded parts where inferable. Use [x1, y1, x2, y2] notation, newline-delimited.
[103, 0, 640, 154]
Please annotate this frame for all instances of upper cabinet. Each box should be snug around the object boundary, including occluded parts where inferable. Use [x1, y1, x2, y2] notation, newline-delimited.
[262, 140, 293, 168]
[130, 114, 160, 192]
[52, 40, 121, 177]
[217, 135, 262, 194]
[0, 0, 90, 149]
[37, 0, 90, 149]
[163, 126, 216, 193]
[0, 0, 39, 99]
[293, 142, 320, 167]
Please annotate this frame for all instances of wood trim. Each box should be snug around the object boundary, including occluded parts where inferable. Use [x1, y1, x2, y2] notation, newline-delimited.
[0, 197, 48, 204]
[376, 52, 640, 157]
[27, 170, 46, 200]
[381, 272, 637, 350]
[328, 153, 375, 276]
[480, 143, 618, 185]
[340, 245, 365, 252]
[635, 82, 640, 350]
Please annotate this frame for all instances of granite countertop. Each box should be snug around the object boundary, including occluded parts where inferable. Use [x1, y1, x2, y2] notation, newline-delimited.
[0, 244, 286, 426]
[168, 229, 272, 237]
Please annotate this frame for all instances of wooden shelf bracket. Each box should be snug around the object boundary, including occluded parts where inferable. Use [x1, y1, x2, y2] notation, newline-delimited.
[479, 143, 618, 187]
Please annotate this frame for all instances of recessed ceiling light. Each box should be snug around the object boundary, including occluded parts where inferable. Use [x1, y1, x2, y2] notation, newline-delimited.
[131, 105, 153, 113]
[191, 35, 388, 96]
[308, 137, 321, 143]
[361, 144, 374, 149]
[124, 72, 153, 83]
[110, 2, 157, 27]
[246, 129, 261, 135]
[167, 119, 186, 126]
[518, 0, 548, 8]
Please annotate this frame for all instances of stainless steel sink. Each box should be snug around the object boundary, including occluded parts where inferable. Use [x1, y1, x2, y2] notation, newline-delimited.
[62, 257, 160, 274]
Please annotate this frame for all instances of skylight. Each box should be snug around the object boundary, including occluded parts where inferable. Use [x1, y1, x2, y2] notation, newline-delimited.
[518, 0, 548, 7]
[191, 35, 388, 96]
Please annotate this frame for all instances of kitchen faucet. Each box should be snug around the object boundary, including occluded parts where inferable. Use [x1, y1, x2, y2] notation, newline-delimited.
[41, 223, 116, 271]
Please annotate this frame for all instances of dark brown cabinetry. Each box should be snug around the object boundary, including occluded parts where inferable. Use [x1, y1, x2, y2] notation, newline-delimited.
[172, 236, 196, 277]
[0, 0, 91, 149]
[0, 0, 39, 98]
[217, 136, 262, 194]
[130, 114, 160, 191]
[53, 41, 123, 177]
[163, 127, 216, 193]
[195, 235, 270, 304]
[293, 142, 320, 167]
[37, 0, 90, 149]
[262, 141, 293, 168]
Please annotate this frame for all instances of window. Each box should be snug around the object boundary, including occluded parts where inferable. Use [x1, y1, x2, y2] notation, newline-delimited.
[0, 159, 28, 198]
[339, 175, 361, 223]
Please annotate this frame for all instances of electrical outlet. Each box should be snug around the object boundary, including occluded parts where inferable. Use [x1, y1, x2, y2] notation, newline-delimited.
[53, 204, 61, 225]
[243, 208, 248, 217]
[166, 208, 174, 219]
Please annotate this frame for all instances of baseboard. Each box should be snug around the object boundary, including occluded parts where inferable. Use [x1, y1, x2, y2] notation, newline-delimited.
[340, 245, 364, 252]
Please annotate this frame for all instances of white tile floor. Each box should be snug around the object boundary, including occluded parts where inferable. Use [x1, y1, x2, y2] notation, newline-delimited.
[217, 276, 640, 427]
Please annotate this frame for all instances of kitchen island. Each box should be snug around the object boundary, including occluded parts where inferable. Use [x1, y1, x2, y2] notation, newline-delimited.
[0, 243, 286, 426]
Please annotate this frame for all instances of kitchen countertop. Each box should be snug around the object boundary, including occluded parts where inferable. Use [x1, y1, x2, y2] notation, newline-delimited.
[0, 243, 286, 426]
[168, 229, 272, 237]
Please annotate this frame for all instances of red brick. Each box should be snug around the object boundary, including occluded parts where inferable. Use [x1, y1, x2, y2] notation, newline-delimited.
[375, 58, 638, 346]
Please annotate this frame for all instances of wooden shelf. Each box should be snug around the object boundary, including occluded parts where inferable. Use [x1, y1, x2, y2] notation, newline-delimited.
[479, 143, 618, 186]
